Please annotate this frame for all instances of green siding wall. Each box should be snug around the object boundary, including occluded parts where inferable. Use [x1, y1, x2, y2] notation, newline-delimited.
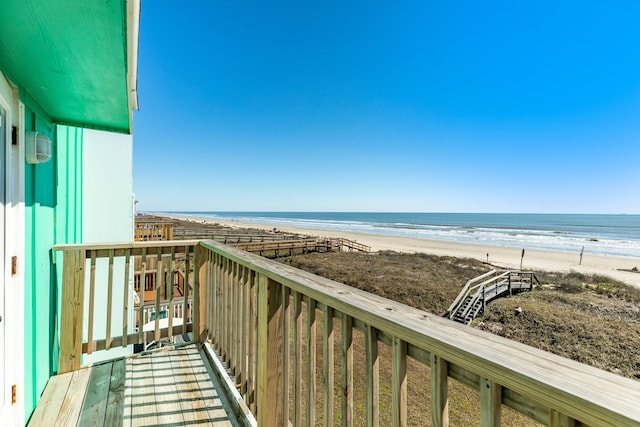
[23, 116, 83, 419]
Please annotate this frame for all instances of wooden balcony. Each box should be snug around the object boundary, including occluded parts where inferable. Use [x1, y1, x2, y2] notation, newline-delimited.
[38, 239, 640, 426]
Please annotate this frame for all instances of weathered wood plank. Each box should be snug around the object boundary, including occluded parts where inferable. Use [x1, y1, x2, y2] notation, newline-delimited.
[123, 358, 133, 427]
[78, 362, 113, 426]
[282, 285, 291, 426]
[430, 354, 449, 427]
[88, 251, 96, 355]
[137, 248, 146, 345]
[239, 264, 248, 394]
[341, 314, 354, 427]
[154, 248, 163, 343]
[105, 249, 115, 351]
[257, 274, 283, 426]
[480, 377, 501, 427]
[122, 249, 130, 347]
[52, 368, 92, 426]
[194, 243, 207, 342]
[247, 268, 258, 412]
[152, 351, 184, 425]
[104, 359, 126, 426]
[59, 250, 86, 373]
[323, 304, 334, 427]
[293, 291, 303, 427]
[550, 409, 576, 427]
[167, 246, 175, 341]
[27, 373, 72, 426]
[365, 324, 379, 427]
[182, 246, 190, 335]
[129, 355, 158, 426]
[306, 297, 317, 427]
[392, 336, 407, 427]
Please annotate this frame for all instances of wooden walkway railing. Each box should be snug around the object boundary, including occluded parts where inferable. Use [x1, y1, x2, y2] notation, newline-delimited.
[55, 240, 640, 427]
[134, 222, 174, 241]
[446, 270, 538, 324]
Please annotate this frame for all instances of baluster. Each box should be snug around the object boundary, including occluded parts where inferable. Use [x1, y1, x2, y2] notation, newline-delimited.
[105, 249, 115, 350]
[306, 297, 317, 426]
[431, 354, 449, 427]
[341, 314, 354, 427]
[87, 250, 96, 354]
[366, 325, 379, 427]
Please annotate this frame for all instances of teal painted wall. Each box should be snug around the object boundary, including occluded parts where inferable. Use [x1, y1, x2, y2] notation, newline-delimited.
[24, 104, 56, 419]
[23, 116, 83, 419]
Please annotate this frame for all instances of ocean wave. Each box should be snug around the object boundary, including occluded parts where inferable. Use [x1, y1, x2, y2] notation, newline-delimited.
[164, 212, 640, 258]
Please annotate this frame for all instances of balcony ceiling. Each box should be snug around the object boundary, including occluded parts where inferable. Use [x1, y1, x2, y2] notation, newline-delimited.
[0, 0, 138, 133]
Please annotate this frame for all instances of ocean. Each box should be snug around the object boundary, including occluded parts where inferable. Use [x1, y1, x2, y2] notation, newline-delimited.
[159, 212, 640, 258]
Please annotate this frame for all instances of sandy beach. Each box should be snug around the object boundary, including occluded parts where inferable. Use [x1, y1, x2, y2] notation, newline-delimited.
[162, 214, 640, 288]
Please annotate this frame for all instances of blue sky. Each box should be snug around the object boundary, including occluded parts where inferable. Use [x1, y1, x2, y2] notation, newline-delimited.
[133, 1, 640, 214]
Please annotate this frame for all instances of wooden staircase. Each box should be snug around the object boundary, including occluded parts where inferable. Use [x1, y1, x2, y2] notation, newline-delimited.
[446, 270, 539, 324]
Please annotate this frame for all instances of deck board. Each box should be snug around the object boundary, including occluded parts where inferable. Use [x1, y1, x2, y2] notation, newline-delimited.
[129, 353, 159, 426]
[78, 362, 112, 425]
[28, 343, 241, 427]
[104, 359, 126, 426]
[152, 351, 186, 425]
[28, 371, 72, 426]
[55, 368, 92, 426]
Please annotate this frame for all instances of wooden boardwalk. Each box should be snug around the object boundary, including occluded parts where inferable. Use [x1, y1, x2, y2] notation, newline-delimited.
[447, 270, 538, 324]
[28, 344, 242, 427]
[134, 214, 370, 257]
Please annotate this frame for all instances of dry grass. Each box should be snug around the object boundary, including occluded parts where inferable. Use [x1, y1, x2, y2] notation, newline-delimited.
[281, 250, 488, 315]
[281, 251, 640, 380]
[277, 250, 640, 425]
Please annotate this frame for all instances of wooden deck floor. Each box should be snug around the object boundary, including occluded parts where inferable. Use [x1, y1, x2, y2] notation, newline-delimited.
[28, 344, 242, 427]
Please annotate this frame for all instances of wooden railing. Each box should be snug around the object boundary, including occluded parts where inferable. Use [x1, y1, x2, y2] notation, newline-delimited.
[335, 237, 371, 252]
[55, 240, 640, 426]
[55, 240, 202, 372]
[134, 222, 174, 241]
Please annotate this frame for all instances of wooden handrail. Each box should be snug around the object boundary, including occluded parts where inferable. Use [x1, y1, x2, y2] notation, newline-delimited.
[198, 239, 640, 426]
[55, 239, 640, 426]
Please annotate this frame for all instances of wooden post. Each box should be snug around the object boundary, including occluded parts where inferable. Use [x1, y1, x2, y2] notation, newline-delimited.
[579, 246, 584, 266]
[257, 274, 283, 426]
[341, 314, 354, 427]
[122, 249, 130, 348]
[520, 249, 525, 270]
[59, 250, 86, 374]
[87, 251, 96, 354]
[549, 409, 576, 427]
[323, 305, 334, 427]
[282, 286, 291, 426]
[105, 249, 115, 350]
[430, 354, 449, 427]
[365, 325, 379, 427]
[293, 291, 303, 427]
[194, 244, 208, 342]
[138, 247, 147, 345]
[480, 377, 501, 427]
[306, 297, 317, 427]
[392, 337, 407, 427]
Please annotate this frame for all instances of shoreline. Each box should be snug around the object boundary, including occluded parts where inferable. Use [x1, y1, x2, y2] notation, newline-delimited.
[159, 213, 640, 288]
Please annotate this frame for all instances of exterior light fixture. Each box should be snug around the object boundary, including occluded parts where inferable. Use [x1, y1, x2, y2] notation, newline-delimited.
[25, 131, 52, 164]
